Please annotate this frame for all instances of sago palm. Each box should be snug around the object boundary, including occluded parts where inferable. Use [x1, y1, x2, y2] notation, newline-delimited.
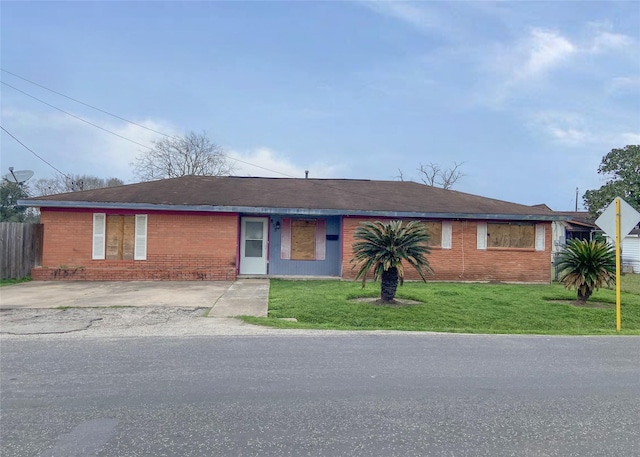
[351, 220, 434, 302]
[556, 239, 615, 303]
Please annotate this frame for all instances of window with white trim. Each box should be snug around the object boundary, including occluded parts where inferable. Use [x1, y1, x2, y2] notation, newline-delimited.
[475, 222, 546, 250]
[93, 213, 147, 260]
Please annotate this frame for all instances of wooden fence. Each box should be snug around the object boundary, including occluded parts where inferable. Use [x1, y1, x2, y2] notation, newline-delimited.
[0, 222, 44, 279]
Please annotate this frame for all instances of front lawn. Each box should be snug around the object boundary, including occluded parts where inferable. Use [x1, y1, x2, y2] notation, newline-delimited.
[240, 276, 640, 335]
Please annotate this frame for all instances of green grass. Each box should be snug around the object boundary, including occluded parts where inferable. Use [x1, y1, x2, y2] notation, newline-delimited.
[0, 276, 31, 287]
[618, 273, 640, 295]
[240, 276, 640, 335]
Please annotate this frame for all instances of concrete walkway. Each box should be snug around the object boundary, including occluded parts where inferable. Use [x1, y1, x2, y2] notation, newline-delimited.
[208, 279, 269, 318]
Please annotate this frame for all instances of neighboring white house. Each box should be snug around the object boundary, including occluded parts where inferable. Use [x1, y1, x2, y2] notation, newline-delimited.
[532, 206, 598, 279]
[534, 203, 640, 275]
[606, 228, 640, 273]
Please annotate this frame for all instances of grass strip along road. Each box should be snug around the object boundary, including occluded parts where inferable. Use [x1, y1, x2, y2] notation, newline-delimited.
[242, 275, 640, 335]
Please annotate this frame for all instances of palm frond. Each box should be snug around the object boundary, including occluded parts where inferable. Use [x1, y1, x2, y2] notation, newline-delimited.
[351, 220, 434, 287]
[556, 239, 616, 301]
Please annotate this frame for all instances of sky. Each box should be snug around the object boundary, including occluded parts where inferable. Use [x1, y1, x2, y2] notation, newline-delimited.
[1, 1, 639, 211]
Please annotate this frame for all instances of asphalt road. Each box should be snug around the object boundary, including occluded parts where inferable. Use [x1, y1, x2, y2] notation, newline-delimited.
[1, 334, 639, 456]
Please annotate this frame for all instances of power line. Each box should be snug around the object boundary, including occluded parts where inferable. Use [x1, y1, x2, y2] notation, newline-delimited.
[1, 75, 415, 207]
[0, 71, 304, 178]
[1, 81, 155, 151]
[0, 125, 70, 178]
[1, 68, 177, 139]
[0, 79, 302, 177]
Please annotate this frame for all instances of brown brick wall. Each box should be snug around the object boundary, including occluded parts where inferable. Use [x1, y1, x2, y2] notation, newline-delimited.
[33, 210, 239, 281]
[341, 217, 552, 283]
[32, 210, 551, 283]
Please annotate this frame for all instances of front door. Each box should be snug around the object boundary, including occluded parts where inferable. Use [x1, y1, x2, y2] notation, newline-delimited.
[239, 217, 268, 275]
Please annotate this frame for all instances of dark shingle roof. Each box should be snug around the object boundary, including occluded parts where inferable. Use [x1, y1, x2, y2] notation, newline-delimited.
[23, 176, 559, 220]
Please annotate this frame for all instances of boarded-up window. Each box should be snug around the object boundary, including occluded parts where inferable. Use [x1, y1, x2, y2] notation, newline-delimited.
[93, 214, 147, 261]
[281, 218, 326, 261]
[106, 215, 135, 260]
[291, 220, 317, 260]
[487, 223, 535, 249]
[424, 221, 442, 247]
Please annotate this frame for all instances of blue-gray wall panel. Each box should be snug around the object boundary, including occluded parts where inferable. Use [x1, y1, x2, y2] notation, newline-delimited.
[268, 215, 341, 276]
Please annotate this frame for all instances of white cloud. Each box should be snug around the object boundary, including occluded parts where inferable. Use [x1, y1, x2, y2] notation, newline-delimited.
[487, 28, 575, 87]
[478, 28, 576, 107]
[518, 29, 576, 79]
[361, 1, 452, 35]
[586, 22, 634, 53]
[619, 132, 640, 144]
[528, 111, 640, 147]
[547, 126, 592, 145]
[528, 111, 593, 146]
[227, 147, 342, 179]
[608, 76, 640, 94]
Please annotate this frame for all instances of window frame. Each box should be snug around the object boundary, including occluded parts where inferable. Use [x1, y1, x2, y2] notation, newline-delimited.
[280, 217, 326, 261]
[477, 221, 547, 251]
[92, 213, 147, 261]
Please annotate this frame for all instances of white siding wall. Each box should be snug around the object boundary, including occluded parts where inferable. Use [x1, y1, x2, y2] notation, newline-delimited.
[606, 234, 640, 273]
[622, 235, 640, 273]
[551, 221, 566, 254]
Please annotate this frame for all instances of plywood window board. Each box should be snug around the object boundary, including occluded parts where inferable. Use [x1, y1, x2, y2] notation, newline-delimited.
[106, 215, 135, 260]
[487, 223, 534, 248]
[291, 220, 316, 260]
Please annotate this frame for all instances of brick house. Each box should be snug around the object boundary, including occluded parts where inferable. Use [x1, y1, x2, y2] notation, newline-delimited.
[21, 176, 560, 282]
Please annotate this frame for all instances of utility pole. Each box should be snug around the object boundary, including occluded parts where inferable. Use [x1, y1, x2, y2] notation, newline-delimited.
[575, 187, 578, 212]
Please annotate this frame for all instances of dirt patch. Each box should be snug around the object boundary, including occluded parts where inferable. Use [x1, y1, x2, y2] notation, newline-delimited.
[350, 297, 422, 307]
[547, 299, 613, 309]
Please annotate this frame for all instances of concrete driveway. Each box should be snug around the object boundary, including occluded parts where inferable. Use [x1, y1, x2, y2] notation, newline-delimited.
[0, 280, 269, 317]
[0, 281, 231, 309]
[0, 280, 270, 336]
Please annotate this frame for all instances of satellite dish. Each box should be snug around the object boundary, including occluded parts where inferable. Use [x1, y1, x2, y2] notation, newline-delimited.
[3, 167, 34, 184]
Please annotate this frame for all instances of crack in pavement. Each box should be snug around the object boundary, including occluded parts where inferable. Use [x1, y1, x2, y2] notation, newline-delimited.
[1, 318, 103, 335]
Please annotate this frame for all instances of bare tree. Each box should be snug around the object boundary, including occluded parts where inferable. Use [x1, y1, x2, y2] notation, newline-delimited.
[132, 131, 234, 181]
[32, 174, 125, 196]
[417, 161, 464, 190]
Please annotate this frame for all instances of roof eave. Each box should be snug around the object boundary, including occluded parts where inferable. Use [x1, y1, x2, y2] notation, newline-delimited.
[21, 200, 564, 221]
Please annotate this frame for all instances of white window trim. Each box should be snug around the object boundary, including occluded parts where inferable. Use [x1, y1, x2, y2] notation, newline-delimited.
[134, 215, 147, 260]
[92, 213, 106, 260]
[441, 221, 453, 249]
[477, 222, 487, 250]
[535, 223, 546, 251]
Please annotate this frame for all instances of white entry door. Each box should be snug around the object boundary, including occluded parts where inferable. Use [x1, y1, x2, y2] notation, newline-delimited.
[239, 217, 268, 275]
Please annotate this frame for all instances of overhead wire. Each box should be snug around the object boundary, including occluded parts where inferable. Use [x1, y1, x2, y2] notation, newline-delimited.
[0, 77, 299, 177]
[0, 125, 70, 178]
[1, 81, 154, 151]
[1, 68, 177, 139]
[1, 72, 412, 207]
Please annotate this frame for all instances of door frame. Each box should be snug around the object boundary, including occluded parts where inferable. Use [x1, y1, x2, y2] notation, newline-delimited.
[239, 216, 269, 275]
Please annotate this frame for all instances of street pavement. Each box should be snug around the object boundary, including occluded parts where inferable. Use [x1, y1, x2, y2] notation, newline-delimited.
[1, 334, 639, 456]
